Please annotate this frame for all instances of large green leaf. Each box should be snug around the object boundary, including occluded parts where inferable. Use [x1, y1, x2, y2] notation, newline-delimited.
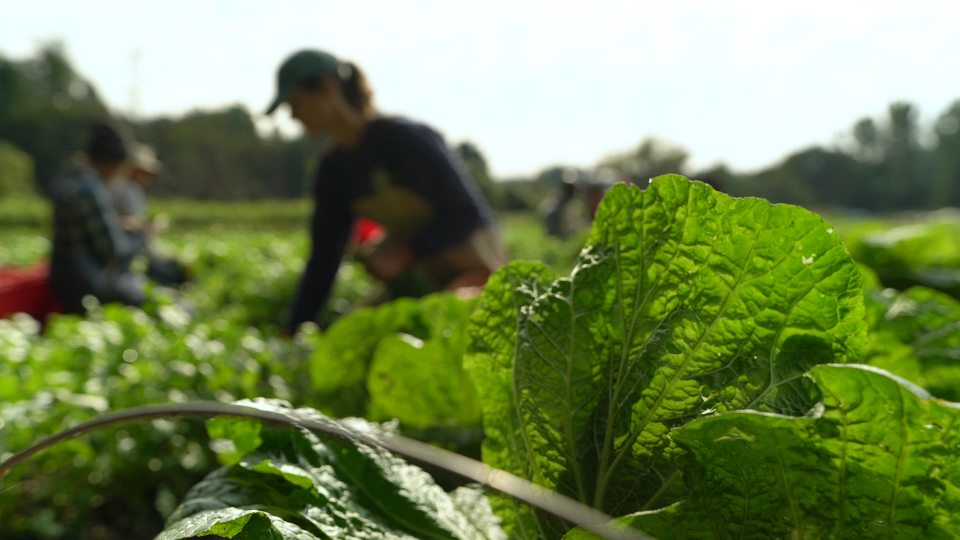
[367, 294, 480, 429]
[158, 507, 318, 540]
[465, 176, 866, 537]
[310, 292, 479, 425]
[607, 364, 960, 539]
[366, 333, 480, 428]
[156, 399, 506, 540]
[465, 261, 560, 540]
[309, 297, 424, 417]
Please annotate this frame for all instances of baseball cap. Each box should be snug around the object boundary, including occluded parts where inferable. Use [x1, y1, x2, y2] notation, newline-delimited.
[129, 142, 162, 175]
[265, 49, 342, 115]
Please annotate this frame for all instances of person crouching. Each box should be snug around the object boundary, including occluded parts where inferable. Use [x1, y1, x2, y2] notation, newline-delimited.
[48, 122, 148, 314]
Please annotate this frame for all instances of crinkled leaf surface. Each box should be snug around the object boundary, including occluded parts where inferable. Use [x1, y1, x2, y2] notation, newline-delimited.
[207, 415, 263, 466]
[158, 507, 317, 540]
[309, 298, 424, 417]
[862, 267, 960, 400]
[367, 294, 480, 429]
[465, 261, 560, 540]
[157, 399, 506, 540]
[465, 176, 866, 537]
[311, 292, 479, 424]
[606, 364, 960, 539]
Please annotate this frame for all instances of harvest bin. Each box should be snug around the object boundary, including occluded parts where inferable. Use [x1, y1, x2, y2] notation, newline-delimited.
[0, 262, 62, 321]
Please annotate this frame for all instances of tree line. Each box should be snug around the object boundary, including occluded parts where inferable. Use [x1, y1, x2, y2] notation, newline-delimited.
[1, 43, 959, 213]
[597, 102, 960, 213]
[0, 44, 314, 200]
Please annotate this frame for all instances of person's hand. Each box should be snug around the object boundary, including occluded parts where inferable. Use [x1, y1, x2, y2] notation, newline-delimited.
[363, 245, 414, 282]
[151, 214, 170, 235]
[121, 216, 145, 234]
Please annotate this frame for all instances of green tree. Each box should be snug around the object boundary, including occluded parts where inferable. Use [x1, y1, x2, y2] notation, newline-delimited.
[724, 101, 943, 212]
[729, 147, 868, 208]
[0, 141, 35, 198]
[136, 106, 314, 199]
[932, 101, 960, 207]
[0, 44, 313, 201]
[0, 42, 109, 194]
[882, 102, 930, 209]
[598, 137, 688, 183]
[852, 117, 881, 162]
[454, 141, 494, 199]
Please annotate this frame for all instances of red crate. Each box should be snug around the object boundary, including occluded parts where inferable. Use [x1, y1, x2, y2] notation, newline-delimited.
[0, 262, 63, 320]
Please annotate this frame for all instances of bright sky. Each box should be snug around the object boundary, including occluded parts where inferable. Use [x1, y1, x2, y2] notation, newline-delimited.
[2, 0, 959, 177]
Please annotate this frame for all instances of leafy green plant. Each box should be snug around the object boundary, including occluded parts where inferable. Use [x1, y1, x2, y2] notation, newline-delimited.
[0, 140, 36, 199]
[157, 399, 506, 540]
[12, 180, 960, 540]
[0, 302, 309, 539]
[153, 231, 376, 331]
[500, 213, 588, 275]
[0, 228, 483, 539]
[850, 216, 960, 297]
[466, 175, 866, 538]
[0, 228, 50, 267]
[568, 364, 960, 539]
[861, 266, 960, 401]
[310, 292, 481, 434]
[0, 231, 375, 539]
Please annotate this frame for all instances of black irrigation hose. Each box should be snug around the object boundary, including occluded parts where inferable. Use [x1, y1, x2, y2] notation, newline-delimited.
[0, 402, 654, 540]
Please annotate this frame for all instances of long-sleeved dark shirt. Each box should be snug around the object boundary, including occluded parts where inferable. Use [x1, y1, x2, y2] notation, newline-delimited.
[286, 116, 493, 333]
[49, 165, 146, 312]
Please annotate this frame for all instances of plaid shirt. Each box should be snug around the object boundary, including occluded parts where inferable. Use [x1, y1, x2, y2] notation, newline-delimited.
[49, 165, 146, 306]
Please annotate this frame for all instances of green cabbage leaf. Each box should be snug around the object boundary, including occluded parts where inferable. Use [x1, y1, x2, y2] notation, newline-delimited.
[573, 364, 960, 539]
[465, 175, 866, 538]
[156, 399, 505, 540]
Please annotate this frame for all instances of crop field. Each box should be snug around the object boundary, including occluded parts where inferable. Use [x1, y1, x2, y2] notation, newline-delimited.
[6, 176, 960, 539]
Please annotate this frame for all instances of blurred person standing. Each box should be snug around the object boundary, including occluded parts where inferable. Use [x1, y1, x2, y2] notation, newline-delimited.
[586, 182, 608, 221]
[266, 49, 506, 335]
[48, 122, 147, 313]
[539, 177, 587, 238]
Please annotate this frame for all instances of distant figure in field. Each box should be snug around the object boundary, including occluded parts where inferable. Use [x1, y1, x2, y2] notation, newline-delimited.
[109, 143, 188, 286]
[48, 122, 147, 313]
[540, 179, 586, 238]
[110, 142, 161, 234]
[586, 182, 608, 221]
[265, 49, 506, 335]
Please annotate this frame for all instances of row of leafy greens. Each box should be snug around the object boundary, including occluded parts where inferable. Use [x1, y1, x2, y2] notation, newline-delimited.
[848, 216, 960, 297]
[16, 175, 960, 540]
[0, 229, 480, 540]
[155, 175, 960, 539]
[861, 267, 960, 402]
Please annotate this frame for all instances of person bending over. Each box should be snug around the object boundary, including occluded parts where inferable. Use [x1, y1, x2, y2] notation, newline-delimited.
[267, 49, 506, 335]
[48, 122, 147, 313]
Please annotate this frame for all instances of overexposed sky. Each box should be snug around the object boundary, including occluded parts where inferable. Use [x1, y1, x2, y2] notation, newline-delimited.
[2, 0, 959, 177]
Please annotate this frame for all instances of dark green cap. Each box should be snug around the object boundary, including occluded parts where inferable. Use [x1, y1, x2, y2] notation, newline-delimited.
[265, 49, 342, 114]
